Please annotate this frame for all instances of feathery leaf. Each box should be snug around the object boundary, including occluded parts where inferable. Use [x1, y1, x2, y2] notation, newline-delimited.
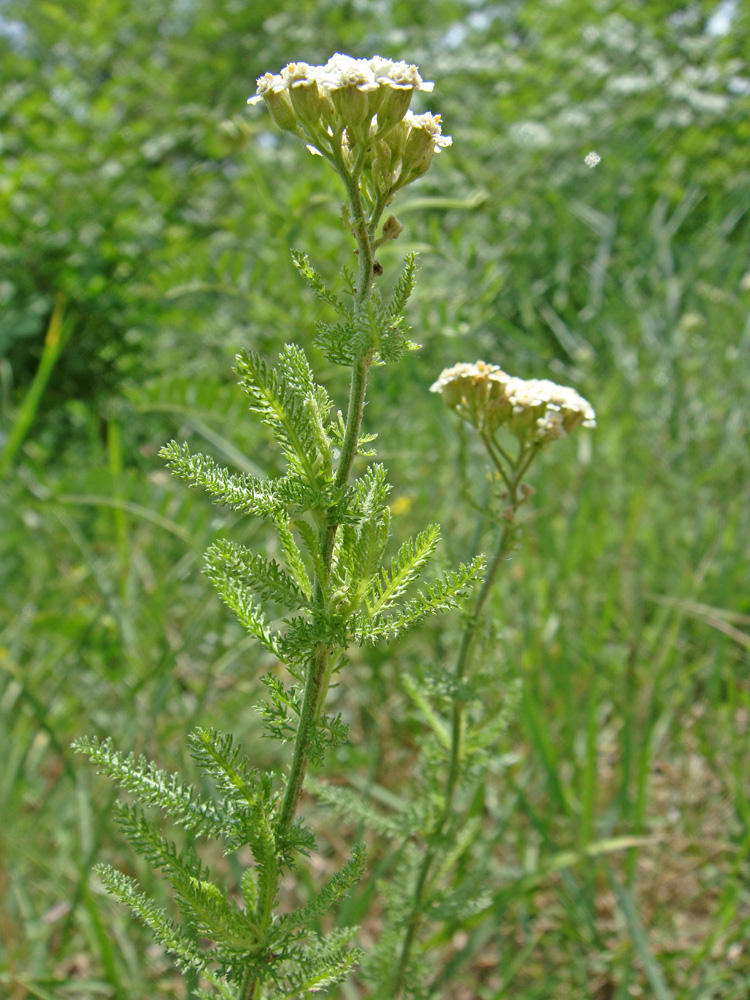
[94, 864, 209, 973]
[365, 524, 441, 615]
[73, 737, 226, 839]
[206, 539, 308, 612]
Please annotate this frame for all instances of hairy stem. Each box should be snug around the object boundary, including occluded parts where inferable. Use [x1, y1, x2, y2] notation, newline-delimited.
[276, 642, 332, 835]
[279, 168, 377, 817]
[245, 160, 380, 999]
[391, 468, 526, 997]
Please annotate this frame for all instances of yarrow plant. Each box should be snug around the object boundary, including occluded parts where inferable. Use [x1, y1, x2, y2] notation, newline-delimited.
[364, 364, 596, 996]
[74, 54, 595, 1000]
[74, 53, 477, 1000]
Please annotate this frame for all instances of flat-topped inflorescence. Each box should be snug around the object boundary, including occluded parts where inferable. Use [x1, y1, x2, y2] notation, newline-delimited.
[248, 52, 434, 128]
[431, 361, 596, 445]
[248, 53, 450, 223]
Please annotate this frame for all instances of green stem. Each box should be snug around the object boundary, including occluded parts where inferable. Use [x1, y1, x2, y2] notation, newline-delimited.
[391, 471, 525, 997]
[276, 642, 331, 836]
[245, 150, 381, 999]
[255, 152, 377, 919]
[276, 152, 377, 833]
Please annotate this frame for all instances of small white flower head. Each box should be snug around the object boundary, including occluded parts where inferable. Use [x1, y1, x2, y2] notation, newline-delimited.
[432, 362, 596, 445]
[504, 376, 597, 444]
[370, 55, 434, 92]
[250, 72, 284, 101]
[390, 110, 453, 182]
[322, 53, 380, 92]
[247, 71, 298, 132]
[584, 150, 601, 168]
[430, 361, 513, 431]
[406, 110, 452, 147]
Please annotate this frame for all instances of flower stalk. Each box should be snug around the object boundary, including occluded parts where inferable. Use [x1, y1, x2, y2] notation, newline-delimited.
[389, 364, 596, 995]
[275, 171, 376, 844]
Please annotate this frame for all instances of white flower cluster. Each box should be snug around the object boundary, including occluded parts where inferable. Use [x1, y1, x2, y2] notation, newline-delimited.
[431, 361, 596, 445]
[249, 53, 434, 106]
[247, 53, 450, 193]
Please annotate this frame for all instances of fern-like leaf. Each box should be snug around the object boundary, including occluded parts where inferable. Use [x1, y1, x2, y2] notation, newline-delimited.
[388, 252, 418, 318]
[365, 524, 441, 615]
[280, 927, 363, 999]
[294, 519, 330, 600]
[314, 319, 358, 367]
[307, 778, 406, 837]
[188, 729, 278, 875]
[203, 558, 283, 656]
[161, 442, 318, 518]
[355, 555, 486, 644]
[173, 876, 261, 955]
[94, 864, 209, 973]
[234, 348, 331, 484]
[113, 803, 208, 881]
[188, 728, 260, 807]
[291, 250, 350, 317]
[206, 540, 308, 612]
[400, 674, 451, 750]
[73, 737, 226, 838]
[274, 514, 313, 599]
[282, 844, 366, 931]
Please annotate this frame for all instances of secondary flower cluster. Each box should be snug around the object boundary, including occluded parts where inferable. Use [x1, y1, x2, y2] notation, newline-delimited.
[248, 54, 451, 200]
[431, 361, 596, 445]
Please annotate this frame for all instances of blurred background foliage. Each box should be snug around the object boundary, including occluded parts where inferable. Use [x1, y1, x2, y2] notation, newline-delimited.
[1, 0, 749, 997]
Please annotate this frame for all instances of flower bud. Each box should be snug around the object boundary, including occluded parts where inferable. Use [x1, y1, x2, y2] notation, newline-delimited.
[381, 214, 403, 241]
[367, 84, 385, 119]
[430, 362, 513, 432]
[248, 72, 299, 133]
[400, 112, 451, 181]
[402, 128, 436, 178]
[289, 79, 324, 129]
[330, 84, 372, 127]
[320, 94, 336, 129]
[264, 90, 298, 133]
[432, 363, 596, 447]
[384, 118, 409, 166]
[376, 86, 414, 133]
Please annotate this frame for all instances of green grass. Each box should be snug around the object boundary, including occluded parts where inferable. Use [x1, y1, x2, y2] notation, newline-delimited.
[2, 0, 750, 996]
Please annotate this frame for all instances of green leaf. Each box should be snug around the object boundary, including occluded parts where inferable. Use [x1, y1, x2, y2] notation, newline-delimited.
[282, 844, 366, 931]
[94, 864, 209, 973]
[187, 728, 262, 808]
[206, 539, 308, 611]
[72, 737, 226, 839]
[113, 803, 207, 882]
[365, 524, 441, 615]
[279, 927, 363, 999]
[234, 347, 331, 485]
[307, 779, 404, 837]
[291, 250, 350, 317]
[295, 518, 330, 599]
[203, 558, 283, 657]
[356, 555, 486, 644]
[274, 514, 313, 599]
[387, 252, 419, 318]
[160, 441, 296, 518]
